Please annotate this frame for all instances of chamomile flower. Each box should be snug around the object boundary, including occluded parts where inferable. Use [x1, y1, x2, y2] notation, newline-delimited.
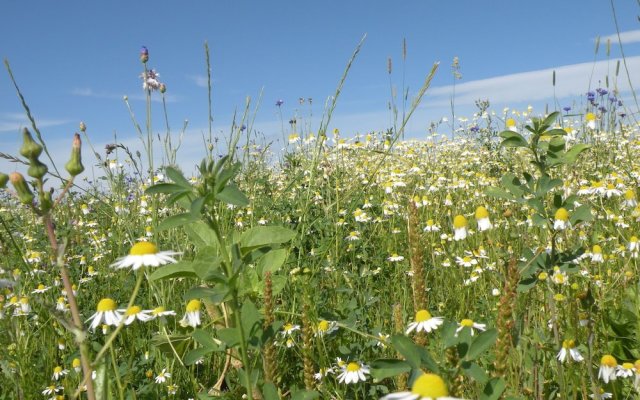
[314, 366, 335, 381]
[179, 299, 201, 328]
[423, 219, 441, 232]
[315, 319, 338, 337]
[506, 118, 518, 132]
[455, 319, 486, 336]
[150, 306, 177, 322]
[557, 339, 584, 363]
[616, 362, 635, 378]
[599, 354, 618, 384]
[406, 309, 444, 334]
[72, 358, 81, 373]
[380, 372, 464, 400]
[553, 208, 570, 231]
[591, 245, 604, 263]
[452, 215, 468, 241]
[455, 256, 477, 268]
[110, 242, 180, 271]
[155, 368, 171, 384]
[122, 305, 154, 325]
[280, 322, 301, 336]
[42, 385, 63, 395]
[388, 253, 405, 262]
[52, 365, 69, 380]
[86, 298, 123, 331]
[623, 189, 637, 208]
[475, 206, 492, 231]
[585, 112, 597, 129]
[32, 283, 50, 294]
[337, 361, 370, 384]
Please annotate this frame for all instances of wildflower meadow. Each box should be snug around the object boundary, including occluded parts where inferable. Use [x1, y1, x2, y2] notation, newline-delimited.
[1, 39, 640, 400]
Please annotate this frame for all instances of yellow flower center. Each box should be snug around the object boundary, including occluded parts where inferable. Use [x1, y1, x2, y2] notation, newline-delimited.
[625, 190, 635, 200]
[96, 298, 117, 312]
[283, 323, 294, 331]
[186, 299, 201, 312]
[601, 354, 617, 367]
[72, 358, 81, 368]
[53, 366, 63, 373]
[586, 112, 596, 121]
[453, 215, 467, 229]
[462, 256, 472, 263]
[152, 306, 166, 315]
[346, 362, 361, 372]
[460, 319, 474, 327]
[415, 309, 432, 322]
[426, 219, 435, 226]
[125, 305, 142, 316]
[37, 284, 45, 290]
[411, 373, 449, 397]
[555, 208, 569, 221]
[621, 362, 634, 370]
[562, 339, 575, 349]
[129, 242, 158, 256]
[593, 245, 602, 254]
[506, 118, 516, 127]
[538, 272, 548, 281]
[475, 206, 489, 219]
[318, 320, 329, 331]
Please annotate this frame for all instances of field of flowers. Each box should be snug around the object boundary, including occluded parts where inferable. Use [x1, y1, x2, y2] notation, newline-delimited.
[1, 48, 639, 400]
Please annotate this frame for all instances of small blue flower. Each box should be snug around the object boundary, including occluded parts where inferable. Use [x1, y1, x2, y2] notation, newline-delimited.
[140, 46, 149, 56]
[276, 99, 284, 107]
[596, 88, 608, 96]
[470, 125, 479, 132]
[563, 106, 571, 112]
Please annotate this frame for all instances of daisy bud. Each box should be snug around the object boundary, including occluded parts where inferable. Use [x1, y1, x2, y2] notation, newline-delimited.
[65, 133, 85, 177]
[159, 83, 167, 93]
[0, 172, 8, 188]
[140, 46, 149, 63]
[9, 172, 34, 205]
[79, 121, 86, 132]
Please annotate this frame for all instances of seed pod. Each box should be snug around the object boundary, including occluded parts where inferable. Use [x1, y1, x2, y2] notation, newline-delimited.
[27, 157, 48, 179]
[0, 173, 8, 188]
[65, 133, 85, 176]
[9, 172, 34, 204]
[19, 128, 43, 159]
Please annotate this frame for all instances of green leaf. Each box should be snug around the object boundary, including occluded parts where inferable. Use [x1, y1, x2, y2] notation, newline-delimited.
[390, 335, 421, 369]
[501, 173, 525, 197]
[239, 226, 296, 250]
[480, 377, 506, 400]
[290, 390, 320, 400]
[570, 204, 593, 226]
[184, 286, 229, 303]
[499, 131, 528, 148]
[484, 187, 515, 201]
[145, 183, 190, 195]
[258, 248, 289, 276]
[150, 333, 192, 357]
[191, 329, 219, 349]
[217, 183, 250, 206]
[217, 327, 240, 347]
[183, 221, 218, 248]
[564, 143, 591, 164]
[541, 111, 560, 130]
[370, 359, 411, 380]
[148, 261, 197, 281]
[165, 166, 192, 188]
[190, 196, 206, 216]
[241, 299, 263, 340]
[460, 360, 489, 384]
[545, 128, 568, 137]
[467, 329, 497, 360]
[184, 347, 215, 365]
[262, 382, 280, 400]
[157, 212, 198, 232]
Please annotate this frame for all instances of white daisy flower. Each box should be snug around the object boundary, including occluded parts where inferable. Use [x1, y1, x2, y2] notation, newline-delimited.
[86, 298, 123, 331]
[556, 339, 584, 363]
[121, 305, 154, 325]
[455, 319, 486, 336]
[111, 242, 180, 270]
[406, 309, 444, 334]
[337, 361, 370, 384]
[380, 372, 464, 400]
[179, 299, 201, 328]
[155, 368, 172, 384]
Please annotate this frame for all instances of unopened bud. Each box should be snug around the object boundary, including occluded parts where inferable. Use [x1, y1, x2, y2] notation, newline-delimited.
[79, 122, 86, 132]
[9, 172, 34, 204]
[41, 190, 53, 213]
[27, 157, 48, 179]
[19, 128, 43, 160]
[0, 173, 8, 188]
[140, 46, 149, 63]
[65, 133, 85, 177]
[159, 83, 167, 94]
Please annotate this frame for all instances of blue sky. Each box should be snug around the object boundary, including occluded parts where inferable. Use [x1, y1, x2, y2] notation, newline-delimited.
[1, 1, 640, 177]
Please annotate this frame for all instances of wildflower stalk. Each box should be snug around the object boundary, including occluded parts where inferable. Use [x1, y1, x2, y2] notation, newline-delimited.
[393, 303, 407, 390]
[301, 298, 315, 390]
[408, 202, 427, 347]
[262, 272, 278, 385]
[494, 258, 518, 381]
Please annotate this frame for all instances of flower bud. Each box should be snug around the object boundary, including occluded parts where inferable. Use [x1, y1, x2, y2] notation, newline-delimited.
[27, 157, 48, 179]
[159, 83, 167, 94]
[65, 133, 85, 177]
[19, 128, 43, 160]
[9, 172, 34, 204]
[41, 190, 53, 213]
[0, 173, 8, 188]
[140, 46, 149, 63]
[79, 121, 86, 132]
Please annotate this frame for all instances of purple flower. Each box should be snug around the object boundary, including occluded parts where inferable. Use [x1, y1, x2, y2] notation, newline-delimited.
[470, 125, 479, 132]
[596, 88, 608, 96]
[276, 99, 284, 107]
[563, 106, 571, 112]
[140, 46, 149, 56]
[240, 124, 246, 132]
[598, 106, 607, 113]
[609, 96, 617, 103]
[587, 91, 596, 101]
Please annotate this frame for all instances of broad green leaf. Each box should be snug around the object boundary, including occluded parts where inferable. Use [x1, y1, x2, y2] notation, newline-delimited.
[184, 286, 229, 303]
[541, 111, 560, 130]
[290, 390, 320, 400]
[239, 226, 296, 250]
[480, 377, 506, 400]
[145, 183, 190, 195]
[241, 299, 262, 339]
[215, 161, 241, 191]
[150, 333, 191, 357]
[466, 328, 497, 360]
[262, 382, 280, 400]
[190, 196, 206, 216]
[184, 221, 218, 248]
[460, 360, 489, 384]
[217, 327, 240, 347]
[570, 204, 592, 225]
[501, 173, 525, 197]
[165, 166, 192, 188]
[258, 248, 289, 275]
[157, 212, 198, 232]
[390, 334, 421, 369]
[191, 329, 219, 349]
[484, 187, 515, 201]
[184, 347, 215, 365]
[192, 259, 225, 282]
[148, 261, 197, 281]
[545, 128, 568, 137]
[564, 143, 591, 164]
[499, 131, 528, 148]
[370, 359, 411, 380]
[217, 184, 250, 206]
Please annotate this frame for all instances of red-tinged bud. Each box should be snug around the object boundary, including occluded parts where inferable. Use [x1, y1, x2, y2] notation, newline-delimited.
[65, 133, 84, 177]
[9, 172, 34, 204]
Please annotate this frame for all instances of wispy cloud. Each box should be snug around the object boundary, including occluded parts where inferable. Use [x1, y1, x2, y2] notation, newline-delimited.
[599, 29, 640, 45]
[72, 87, 179, 103]
[0, 112, 72, 133]
[426, 56, 640, 107]
[187, 74, 212, 88]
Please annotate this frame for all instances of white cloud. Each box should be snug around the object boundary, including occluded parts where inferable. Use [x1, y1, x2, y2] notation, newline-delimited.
[0, 112, 72, 133]
[72, 87, 179, 103]
[426, 56, 640, 107]
[187, 74, 210, 88]
[599, 30, 640, 45]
